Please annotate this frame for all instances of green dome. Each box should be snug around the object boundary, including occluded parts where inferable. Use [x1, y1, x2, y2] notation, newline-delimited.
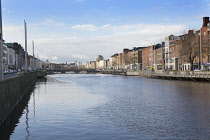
[95, 55, 104, 61]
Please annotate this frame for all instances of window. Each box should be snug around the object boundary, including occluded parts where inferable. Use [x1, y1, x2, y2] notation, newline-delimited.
[204, 32, 206, 36]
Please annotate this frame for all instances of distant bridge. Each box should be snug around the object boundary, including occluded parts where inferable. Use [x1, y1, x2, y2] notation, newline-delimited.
[46, 69, 125, 74]
[46, 69, 98, 74]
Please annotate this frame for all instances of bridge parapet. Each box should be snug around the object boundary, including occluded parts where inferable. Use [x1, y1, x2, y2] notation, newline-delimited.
[46, 69, 98, 74]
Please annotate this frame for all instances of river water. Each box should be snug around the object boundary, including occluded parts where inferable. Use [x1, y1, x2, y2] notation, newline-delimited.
[1, 74, 210, 139]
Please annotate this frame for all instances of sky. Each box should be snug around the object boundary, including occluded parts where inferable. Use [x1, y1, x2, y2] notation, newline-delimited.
[1, 0, 210, 63]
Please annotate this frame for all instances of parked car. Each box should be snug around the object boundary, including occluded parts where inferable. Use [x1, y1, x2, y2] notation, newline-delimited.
[194, 69, 202, 71]
[28, 68, 32, 71]
[4, 70, 9, 75]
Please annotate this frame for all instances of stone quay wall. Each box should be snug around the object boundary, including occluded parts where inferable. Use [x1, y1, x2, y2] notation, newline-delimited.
[125, 70, 210, 81]
[0, 72, 38, 126]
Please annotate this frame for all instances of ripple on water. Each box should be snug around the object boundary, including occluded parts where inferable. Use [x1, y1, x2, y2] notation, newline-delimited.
[6, 74, 210, 139]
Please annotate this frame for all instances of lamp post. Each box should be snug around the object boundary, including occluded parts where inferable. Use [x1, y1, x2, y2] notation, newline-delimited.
[32, 40, 34, 70]
[200, 30, 203, 70]
[24, 20, 28, 72]
[0, 0, 3, 79]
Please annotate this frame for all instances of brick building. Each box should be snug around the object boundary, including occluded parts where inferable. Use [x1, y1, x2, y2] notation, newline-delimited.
[86, 61, 96, 69]
[142, 46, 154, 70]
[199, 17, 210, 70]
[154, 43, 165, 70]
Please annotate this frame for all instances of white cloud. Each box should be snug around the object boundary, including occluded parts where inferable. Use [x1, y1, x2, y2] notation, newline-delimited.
[72, 54, 89, 59]
[3, 24, 24, 43]
[72, 24, 97, 31]
[52, 56, 58, 60]
[39, 55, 49, 60]
[3, 21, 187, 63]
[71, 24, 113, 32]
[40, 19, 65, 26]
[102, 24, 111, 28]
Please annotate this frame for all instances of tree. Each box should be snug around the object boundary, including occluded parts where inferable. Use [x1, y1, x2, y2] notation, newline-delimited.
[111, 54, 118, 70]
[123, 51, 132, 69]
[180, 30, 200, 71]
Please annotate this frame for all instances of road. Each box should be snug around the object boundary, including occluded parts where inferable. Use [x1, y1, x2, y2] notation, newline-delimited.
[4, 72, 18, 79]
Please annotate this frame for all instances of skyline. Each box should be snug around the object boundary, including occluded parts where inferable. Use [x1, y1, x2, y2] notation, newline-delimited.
[1, 0, 210, 63]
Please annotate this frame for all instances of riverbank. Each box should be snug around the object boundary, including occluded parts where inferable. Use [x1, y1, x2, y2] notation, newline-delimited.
[0, 71, 46, 126]
[45, 69, 210, 82]
[125, 70, 210, 82]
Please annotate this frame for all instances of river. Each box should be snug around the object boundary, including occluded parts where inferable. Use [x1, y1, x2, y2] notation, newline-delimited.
[1, 74, 210, 139]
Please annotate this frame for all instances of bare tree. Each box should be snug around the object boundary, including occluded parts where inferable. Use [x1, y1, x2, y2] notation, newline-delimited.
[124, 51, 132, 69]
[111, 54, 118, 70]
[180, 30, 200, 71]
[112, 58, 117, 70]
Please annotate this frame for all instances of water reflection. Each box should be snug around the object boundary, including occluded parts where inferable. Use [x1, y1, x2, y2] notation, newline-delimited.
[33, 91, 36, 121]
[36, 77, 47, 83]
[25, 105, 30, 140]
[0, 82, 36, 139]
[1, 74, 210, 139]
[87, 78, 210, 139]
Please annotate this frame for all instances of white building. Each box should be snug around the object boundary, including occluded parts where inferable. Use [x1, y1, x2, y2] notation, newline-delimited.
[108, 57, 113, 69]
[165, 35, 180, 70]
[99, 60, 106, 69]
[95, 55, 103, 61]
[35, 58, 41, 69]
[7, 47, 16, 69]
[2, 43, 8, 71]
[40, 60, 51, 69]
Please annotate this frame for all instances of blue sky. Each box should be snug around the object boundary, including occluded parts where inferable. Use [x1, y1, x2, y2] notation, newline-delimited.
[2, 0, 210, 63]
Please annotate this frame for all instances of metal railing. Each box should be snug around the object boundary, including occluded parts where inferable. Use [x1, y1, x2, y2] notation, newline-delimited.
[144, 70, 210, 80]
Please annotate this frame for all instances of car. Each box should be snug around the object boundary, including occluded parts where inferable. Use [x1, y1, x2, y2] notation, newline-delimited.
[28, 68, 32, 71]
[4, 70, 9, 75]
[194, 69, 202, 71]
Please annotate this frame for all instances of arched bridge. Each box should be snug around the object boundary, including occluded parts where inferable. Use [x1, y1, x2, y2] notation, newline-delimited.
[46, 69, 125, 75]
[46, 69, 98, 74]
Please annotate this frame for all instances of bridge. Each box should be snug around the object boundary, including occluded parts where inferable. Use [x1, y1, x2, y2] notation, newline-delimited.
[46, 69, 99, 74]
[46, 69, 125, 75]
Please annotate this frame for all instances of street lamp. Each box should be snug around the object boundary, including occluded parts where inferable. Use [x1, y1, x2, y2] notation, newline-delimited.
[32, 41, 34, 70]
[24, 20, 28, 72]
[199, 31, 203, 70]
[0, 0, 3, 79]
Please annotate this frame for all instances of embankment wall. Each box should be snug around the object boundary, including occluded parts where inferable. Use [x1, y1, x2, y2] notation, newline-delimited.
[125, 70, 210, 81]
[126, 70, 145, 76]
[0, 72, 37, 126]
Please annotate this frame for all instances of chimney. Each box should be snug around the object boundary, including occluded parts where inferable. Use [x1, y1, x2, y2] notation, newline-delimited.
[123, 48, 129, 53]
[202, 17, 209, 27]
[188, 30, 194, 34]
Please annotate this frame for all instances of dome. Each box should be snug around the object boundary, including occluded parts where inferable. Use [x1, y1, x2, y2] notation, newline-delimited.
[95, 55, 104, 61]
